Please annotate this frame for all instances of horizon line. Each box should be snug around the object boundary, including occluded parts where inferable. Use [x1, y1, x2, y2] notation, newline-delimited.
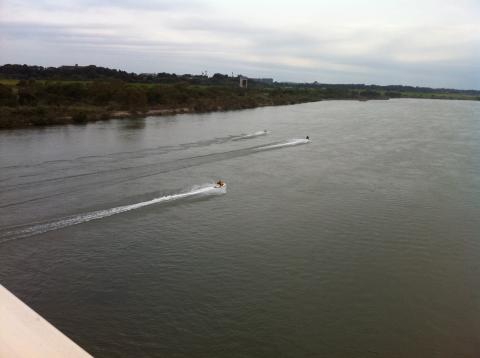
[1, 62, 479, 93]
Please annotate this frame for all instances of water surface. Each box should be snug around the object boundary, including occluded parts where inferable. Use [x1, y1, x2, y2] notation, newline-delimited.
[1, 99, 479, 357]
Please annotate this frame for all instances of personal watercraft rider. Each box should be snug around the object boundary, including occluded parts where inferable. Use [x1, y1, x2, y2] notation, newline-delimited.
[306, 136, 310, 140]
[216, 180, 225, 187]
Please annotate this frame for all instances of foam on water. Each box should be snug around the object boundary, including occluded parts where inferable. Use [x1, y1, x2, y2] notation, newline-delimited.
[0, 184, 226, 243]
[232, 130, 269, 141]
[255, 138, 310, 151]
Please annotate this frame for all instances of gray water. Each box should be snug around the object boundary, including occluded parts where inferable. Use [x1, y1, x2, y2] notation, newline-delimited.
[1, 99, 479, 357]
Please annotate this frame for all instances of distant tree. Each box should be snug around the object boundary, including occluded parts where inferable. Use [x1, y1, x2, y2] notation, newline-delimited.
[123, 87, 148, 112]
[0, 84, 17, 106]
[89, 80, 124, 105]
[146, 86, 165, 105]
[17, 80, 38, 105]
[386, 91, 402, 98]
[361, 90, 381, 98]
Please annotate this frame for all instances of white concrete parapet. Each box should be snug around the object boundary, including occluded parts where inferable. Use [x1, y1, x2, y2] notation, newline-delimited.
[0, 284, 91, 357]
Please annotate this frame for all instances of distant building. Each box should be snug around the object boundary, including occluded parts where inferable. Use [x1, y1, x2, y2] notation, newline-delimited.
[239, 77, 248, 88]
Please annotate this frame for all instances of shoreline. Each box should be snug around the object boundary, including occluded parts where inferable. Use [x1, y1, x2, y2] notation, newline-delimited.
[0, 98, 356, 130]
[1, 96, 478, 131]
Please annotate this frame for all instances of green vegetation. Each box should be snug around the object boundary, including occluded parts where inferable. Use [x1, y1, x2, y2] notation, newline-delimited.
[0, 79, 19, 86]
[0, 64, 478, 129]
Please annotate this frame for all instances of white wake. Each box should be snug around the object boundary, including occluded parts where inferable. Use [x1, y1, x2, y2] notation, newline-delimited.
[233, 130, 269, 140]
[0, 184, 226, 242]
[255, 138, 310, 151]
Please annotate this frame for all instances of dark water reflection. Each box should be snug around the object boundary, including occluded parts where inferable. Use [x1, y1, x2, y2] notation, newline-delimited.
[0, 99, 479, 357]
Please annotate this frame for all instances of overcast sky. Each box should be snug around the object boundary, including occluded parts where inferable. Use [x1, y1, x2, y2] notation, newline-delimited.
[1, 0, 479, 89]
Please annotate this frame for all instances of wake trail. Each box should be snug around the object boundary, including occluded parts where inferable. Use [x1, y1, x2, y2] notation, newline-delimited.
[1, 139, 307, 208]
[232, 130, 269, 141]
[0, 130, 267, 171]
[0, 131, 271, 187]
[0, 184, 226, 243]
[0, 140, 273, 191]
[255, 138, 310, 151]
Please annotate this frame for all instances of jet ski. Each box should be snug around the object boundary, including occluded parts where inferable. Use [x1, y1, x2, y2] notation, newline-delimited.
[214, 180, 226, 188]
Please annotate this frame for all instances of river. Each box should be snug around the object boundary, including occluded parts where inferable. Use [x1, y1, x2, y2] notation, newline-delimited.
[1, 99, 479, 357]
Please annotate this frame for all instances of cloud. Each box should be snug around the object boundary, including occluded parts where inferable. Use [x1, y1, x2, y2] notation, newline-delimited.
[1, 0, 479, 89]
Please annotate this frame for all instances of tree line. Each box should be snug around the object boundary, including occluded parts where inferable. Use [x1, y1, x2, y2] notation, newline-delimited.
[2, 64, 479, 95]
[1, 64, 478, 129]
[0, 79, 388, 109]
[0, 78, 391, 129]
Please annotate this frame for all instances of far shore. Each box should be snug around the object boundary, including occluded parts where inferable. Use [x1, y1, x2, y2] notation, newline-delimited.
[1, 66, 478, 130]
[2, 95, 479, 130]
[0, 98, 386, 130]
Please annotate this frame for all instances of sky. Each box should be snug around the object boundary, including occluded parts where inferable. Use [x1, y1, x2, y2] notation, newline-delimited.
[1, 0, 479, 89]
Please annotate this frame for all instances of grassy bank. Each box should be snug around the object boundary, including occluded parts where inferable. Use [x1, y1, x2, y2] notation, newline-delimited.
[0, 80, 390, 129]
[0, 66, 478, 129]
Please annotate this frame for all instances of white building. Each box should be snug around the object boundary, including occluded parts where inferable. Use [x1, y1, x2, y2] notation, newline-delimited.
[239, 77, 248, 88]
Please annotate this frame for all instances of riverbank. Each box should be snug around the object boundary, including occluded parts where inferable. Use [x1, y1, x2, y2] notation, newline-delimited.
[1, 71, 478, 129]
[1, 93, 477, 130]
[0, 88, 387, 129]
[0, 101, 301, 129]
[0, 105, 195, 129]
